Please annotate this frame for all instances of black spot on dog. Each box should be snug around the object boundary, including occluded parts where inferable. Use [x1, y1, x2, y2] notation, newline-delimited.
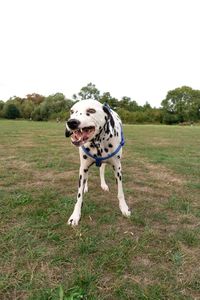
[89, 162, 95, 168]
[95, 134, 101, 141]
[110, 134, 113, 138]
[103, 104, 115, 128]
[104, 148, 108, 153]
[110, 118, 115, 128]
[108, 143, 113, 148]
[84, 169, 88, 173]
[105, 124, 110, 134]
[78, 193, 81, 198]
[86, 113, 90, 116]
[79, 175, 82, 188]
[83, 155, 87, 159]
[85, 147, 90, 152]
[97, 149, 102, 156]
[117, 155, 120, 159]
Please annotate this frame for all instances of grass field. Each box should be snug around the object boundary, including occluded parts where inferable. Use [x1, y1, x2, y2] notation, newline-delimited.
[0, 120, 200, 300]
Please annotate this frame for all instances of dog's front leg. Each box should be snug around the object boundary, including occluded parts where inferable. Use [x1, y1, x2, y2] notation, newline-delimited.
[112, 158, 131, 217]
[68, 162, 90, 226]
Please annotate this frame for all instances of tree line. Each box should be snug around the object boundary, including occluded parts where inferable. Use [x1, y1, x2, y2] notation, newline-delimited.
[0, 84, 200, 124]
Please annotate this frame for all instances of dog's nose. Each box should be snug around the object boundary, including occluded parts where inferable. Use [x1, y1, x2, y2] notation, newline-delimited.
[67, 119, 80, 130]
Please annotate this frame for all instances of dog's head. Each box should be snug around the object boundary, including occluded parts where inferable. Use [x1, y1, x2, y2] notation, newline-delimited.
[65, 100, 114, 147]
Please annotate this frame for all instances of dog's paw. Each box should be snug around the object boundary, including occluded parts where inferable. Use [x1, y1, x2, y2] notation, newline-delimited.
[120, 204, 131, 217]
[101, 183, 109, 192]
[68, 213, 80, 226]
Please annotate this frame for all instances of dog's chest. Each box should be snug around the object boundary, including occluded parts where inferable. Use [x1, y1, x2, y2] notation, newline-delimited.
[85, 126, 120, 158]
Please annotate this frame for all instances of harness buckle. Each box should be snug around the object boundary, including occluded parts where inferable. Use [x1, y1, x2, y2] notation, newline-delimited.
[95, 160, 102, 167]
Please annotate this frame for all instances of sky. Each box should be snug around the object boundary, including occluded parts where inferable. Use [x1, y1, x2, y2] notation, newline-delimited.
[0, 0, 200, 107]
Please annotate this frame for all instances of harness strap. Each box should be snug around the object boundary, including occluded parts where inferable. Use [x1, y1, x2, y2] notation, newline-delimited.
[81, 124, 125, 167]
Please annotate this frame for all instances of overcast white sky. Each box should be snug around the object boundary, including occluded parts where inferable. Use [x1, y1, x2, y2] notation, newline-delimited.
[0, 0, 200, 107]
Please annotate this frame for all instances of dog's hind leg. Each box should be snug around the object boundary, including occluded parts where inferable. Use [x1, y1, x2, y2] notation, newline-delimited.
[100, 163, 109, 191]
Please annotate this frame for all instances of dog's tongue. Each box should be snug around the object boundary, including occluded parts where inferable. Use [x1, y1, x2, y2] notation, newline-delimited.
[74, 130, 88, 141]
[71, 127, 95, 146]
[72, 129, 91, 146]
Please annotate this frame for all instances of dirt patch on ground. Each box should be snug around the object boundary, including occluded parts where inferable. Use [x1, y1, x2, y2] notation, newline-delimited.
[146, 162, 185, 186]
[126, 160, 185, 198]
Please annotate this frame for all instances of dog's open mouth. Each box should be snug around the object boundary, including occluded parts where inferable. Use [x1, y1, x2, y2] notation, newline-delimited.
[71, 126, 95, 146]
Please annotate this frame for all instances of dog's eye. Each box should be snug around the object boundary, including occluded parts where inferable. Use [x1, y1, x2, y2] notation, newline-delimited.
[70, 110, 74, 114]
[86, 108, 96, 114]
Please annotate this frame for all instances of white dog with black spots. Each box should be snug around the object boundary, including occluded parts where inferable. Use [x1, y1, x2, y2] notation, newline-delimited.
[65, 99, 131, 226]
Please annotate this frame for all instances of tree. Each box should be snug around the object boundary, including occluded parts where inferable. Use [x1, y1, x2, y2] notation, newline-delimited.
[26, 93, 45, 105]
[161, 86, 200, 123]
[185, 89, 200, 121]
[76, 83, 100, 100]
[100, 92, 119, 108]
[0, 100, 4, 117]
[40, 102, 49, 120]
[3, 103, 20, 119]
[31, 106, 42, 121]
[119, 97, 140, 112]
[119, 96, 131, 110]
[40, 93, 74, 120]
[142, 101, 152, 111]
[21, 101, 35, 119]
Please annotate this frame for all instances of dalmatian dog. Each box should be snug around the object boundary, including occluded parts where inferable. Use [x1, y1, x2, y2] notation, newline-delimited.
[65, 99, 131, 225]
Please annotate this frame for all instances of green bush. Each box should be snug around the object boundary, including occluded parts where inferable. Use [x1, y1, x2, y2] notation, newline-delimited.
[162, 113, 180, 125]
[3, 103, 21, 119]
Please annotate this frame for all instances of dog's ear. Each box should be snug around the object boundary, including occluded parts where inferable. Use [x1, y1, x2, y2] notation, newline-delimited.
[103, 103, 115, 128]
[65, 128, 72, 137]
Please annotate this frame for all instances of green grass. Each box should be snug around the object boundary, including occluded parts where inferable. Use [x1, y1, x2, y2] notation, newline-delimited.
[0, 120, 200, 299]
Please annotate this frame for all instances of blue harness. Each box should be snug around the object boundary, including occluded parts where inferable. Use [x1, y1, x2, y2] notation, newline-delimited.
[81, 108, 125, 167]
